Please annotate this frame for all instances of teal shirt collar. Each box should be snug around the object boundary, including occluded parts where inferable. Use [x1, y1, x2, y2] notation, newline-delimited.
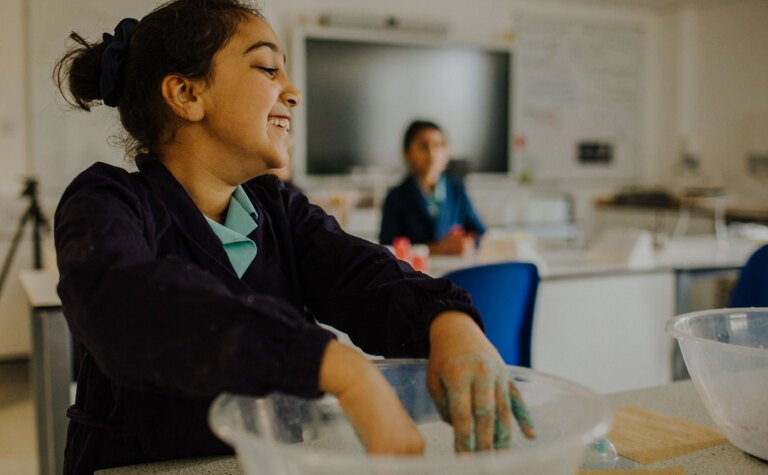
[420, 174, 447, 219]
[205, 186, 259, 278]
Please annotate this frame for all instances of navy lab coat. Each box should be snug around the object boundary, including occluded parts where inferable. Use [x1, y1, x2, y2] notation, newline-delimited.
[55, 155, 481, 473]
[379, 175, 486, 245]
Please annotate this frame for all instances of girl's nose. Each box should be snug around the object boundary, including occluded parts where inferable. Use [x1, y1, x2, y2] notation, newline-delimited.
[283, 81, 302, 108]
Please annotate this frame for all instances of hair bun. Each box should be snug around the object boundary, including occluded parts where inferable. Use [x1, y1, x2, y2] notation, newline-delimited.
[99, 18, 139, 107]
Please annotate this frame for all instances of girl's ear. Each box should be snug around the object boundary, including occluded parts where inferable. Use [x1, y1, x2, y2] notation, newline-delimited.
[161, 74, 205, 122]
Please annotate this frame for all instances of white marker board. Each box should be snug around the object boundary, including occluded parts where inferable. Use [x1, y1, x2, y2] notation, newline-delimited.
[512, 15, 645, 181]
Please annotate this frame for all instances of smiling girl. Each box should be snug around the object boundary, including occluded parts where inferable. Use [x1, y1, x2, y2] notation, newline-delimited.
[53, 1, 531, 473]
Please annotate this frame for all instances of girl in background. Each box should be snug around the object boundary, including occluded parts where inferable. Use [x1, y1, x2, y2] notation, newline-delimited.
[380, 120, 486, 255]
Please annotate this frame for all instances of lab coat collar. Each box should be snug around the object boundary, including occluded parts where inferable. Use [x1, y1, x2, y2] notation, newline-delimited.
[135, 154, 241, 280]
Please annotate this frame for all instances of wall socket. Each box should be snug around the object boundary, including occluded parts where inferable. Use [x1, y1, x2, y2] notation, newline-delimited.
[577, 141, 614, 165]
[747, 153, 768, 178]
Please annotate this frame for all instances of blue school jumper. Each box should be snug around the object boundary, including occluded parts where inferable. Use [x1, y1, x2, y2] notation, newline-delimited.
[379, 174, 486, 245]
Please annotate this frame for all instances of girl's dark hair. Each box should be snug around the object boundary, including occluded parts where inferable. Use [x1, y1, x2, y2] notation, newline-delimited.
[402, 120, 443, 154]
[54, 0, 262, 157]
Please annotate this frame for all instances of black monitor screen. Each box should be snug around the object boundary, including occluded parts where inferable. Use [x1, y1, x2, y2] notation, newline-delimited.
[305, 38, 511, 175]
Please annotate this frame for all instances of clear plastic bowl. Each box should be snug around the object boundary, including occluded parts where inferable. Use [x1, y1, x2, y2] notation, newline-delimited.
[209, 359, 611, 475]
[666, 308, 768, 460]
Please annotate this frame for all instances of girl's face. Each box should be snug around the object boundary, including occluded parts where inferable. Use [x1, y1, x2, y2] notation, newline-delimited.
[405, 128, 449, 186]
[199, 15, 301, 179]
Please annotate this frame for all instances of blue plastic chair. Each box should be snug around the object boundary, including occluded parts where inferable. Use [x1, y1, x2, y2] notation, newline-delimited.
[730, 244, 768, 307]
[443, 262, 539, 367]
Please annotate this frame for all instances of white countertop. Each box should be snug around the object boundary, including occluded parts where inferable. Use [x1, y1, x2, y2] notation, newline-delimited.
[97, 380, 768, 475]
[13, 236, 758, 294]
[428, 235, 758, 279]
[18, 268, 61, 307]
[607, 381, 767, 474]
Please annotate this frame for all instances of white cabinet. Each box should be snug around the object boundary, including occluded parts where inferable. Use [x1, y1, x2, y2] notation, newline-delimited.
[532, 271, 676, 394]
[0, 239, 33, 359]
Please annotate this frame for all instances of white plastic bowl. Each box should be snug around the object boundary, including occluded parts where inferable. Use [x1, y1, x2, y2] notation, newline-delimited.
[666, 308, 768, 460]
[209, 359, 611, 475]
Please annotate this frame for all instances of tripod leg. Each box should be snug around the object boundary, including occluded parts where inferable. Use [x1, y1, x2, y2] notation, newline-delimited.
[0, 208, 31, 295]
[31, 207, 44, 270]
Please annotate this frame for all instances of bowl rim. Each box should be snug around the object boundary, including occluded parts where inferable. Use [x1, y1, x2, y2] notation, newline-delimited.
[208, 361, 613, 469]
[665, 307, 768, 357]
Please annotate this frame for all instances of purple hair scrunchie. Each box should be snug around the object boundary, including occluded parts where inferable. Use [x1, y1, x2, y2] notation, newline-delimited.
[99, 18, 139, 107]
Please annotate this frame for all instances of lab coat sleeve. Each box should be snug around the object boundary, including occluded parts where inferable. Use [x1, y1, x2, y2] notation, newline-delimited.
[55, 171, 334, 399]
[283, 188, 483, 358]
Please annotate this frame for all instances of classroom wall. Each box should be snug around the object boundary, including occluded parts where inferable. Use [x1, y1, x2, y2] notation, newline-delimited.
[0, 0, 28, 199]
[0, 0, 34, 359]
[1, 0, 763, 359]
[680, 0, 768, 196]
[640, 9, 680, 188]
[18, 0, 660, 202]
[4, 0, 766, 213]
[269, 0, 767, 199]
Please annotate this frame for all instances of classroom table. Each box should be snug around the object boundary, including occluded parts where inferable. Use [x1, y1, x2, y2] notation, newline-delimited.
[18, 269, 69, 475]
[19, 236, 761, 472]
[96, 380, 768, 474]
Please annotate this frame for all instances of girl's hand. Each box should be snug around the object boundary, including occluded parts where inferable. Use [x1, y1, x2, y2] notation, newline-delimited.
[427, 311, 536, 453]
[429, 228, 475, 256]
[319, 340, 425, 455]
